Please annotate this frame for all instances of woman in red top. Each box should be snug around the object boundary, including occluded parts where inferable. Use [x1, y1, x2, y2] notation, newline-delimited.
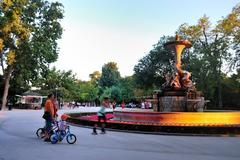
[44, 93, 55, 142]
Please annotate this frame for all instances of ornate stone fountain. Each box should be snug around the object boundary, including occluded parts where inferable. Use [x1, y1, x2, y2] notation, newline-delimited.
[154, 35, 205, 112]
[67, 35, 240, 134]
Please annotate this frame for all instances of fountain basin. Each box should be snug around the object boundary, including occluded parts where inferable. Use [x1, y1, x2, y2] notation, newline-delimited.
[66, 110, 240, 135]
[113, 110, 240, 126]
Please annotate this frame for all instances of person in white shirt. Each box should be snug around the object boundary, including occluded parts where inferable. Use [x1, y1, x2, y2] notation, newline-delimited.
[92, 97, 109, 135]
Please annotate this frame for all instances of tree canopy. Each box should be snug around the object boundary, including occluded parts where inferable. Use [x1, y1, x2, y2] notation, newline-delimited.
[134, 3, 240, 108]
[176, 5, 240, 108]
[133, 36, 174, 89]
[99, 62, 121, 88]
[0, 0, 64, 110]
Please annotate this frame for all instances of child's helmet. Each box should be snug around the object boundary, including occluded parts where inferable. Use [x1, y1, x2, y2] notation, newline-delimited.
[61, 114, 69, 121]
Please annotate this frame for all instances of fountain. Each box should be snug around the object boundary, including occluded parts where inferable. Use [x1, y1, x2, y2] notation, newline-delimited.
[155, 35, 205, 112]
[67, 35, 240, 134]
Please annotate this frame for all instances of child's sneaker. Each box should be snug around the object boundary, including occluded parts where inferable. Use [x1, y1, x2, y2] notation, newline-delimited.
[92, 126, 97, 135]
[101, 128, 105, 134]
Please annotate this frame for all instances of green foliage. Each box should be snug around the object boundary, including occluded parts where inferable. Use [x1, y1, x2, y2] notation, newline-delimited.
[221, 70, 240, 109]
[75, 80, 98, 102]
[110, 86, 122, 101]
[33, 67, 77, 101]
[134, 36, 174, 89]
[0, 0, 64, 75]
[220, 4, 240, 69]
[99, 62, 121, 88]
[118, 76, 135, 102]
[176, 5, 240, 108]
[89, 70, 101, 86]
[34, 68, 100, 103]
[100, 86, 121, 102]
[96, 76, 136, 103]
[0, 0, 64, 108]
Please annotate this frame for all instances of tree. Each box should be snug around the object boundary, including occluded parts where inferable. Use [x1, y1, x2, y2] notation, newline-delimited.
[218, 4, 240, 70]
[133, 36, 174, 89]
[100, 86, 122, 103]
[0, 0, 63, 110]
[89, 70, 101, 85]
[34, 67, 77, 102]
[176, 4, 240, 108]
[75, 80, 98, 103]
[99, 62, 121, 88]
[118, 76, 135, 103]
[221, 69, 240, 109]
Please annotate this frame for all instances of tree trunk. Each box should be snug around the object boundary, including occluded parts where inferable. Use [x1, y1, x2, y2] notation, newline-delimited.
[1, 66, 13, 110]
[217, 76, 223, 109]
[218, 87, 223, 108]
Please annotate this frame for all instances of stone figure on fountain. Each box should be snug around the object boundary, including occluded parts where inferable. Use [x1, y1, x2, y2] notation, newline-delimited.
[162, 70, 195, 91]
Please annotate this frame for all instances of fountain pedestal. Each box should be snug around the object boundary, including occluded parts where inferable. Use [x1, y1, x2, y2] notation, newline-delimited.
[155, 90, 205, 112]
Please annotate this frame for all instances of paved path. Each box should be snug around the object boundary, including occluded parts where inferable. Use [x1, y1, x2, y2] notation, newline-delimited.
[0, 107, 240, 160]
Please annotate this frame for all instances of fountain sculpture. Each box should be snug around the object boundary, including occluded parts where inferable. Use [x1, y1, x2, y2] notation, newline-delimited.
[154, 35, 205, 112]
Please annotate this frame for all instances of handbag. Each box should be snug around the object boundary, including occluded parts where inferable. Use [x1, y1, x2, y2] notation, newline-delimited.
[42, 111, 50, 120]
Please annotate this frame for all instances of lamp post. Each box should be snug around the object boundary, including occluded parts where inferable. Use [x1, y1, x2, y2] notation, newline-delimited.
[55, 86, 59, 108]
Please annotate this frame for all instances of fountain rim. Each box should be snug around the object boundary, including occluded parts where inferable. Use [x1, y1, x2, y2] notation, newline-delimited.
[66, 111, 240, 135]
[113, 110, 240, 114]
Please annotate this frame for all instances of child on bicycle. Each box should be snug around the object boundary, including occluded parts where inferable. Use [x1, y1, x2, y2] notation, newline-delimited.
[59, 114, 69, 138]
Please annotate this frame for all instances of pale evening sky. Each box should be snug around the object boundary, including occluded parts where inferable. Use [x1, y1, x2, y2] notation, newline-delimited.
[52, 0, 239, 81]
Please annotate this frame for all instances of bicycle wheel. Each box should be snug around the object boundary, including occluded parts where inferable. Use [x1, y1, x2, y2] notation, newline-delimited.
[36, 128, 45, 138]
[66, 134, 77, 144]
[50, 134, 58, 144]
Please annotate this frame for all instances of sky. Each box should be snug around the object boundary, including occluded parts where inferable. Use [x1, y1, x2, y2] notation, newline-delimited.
[52, 0, 239, 81]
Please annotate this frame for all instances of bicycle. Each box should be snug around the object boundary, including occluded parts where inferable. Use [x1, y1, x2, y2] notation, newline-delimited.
[50, 125, 77, 144]
[36, 120, 59, 138]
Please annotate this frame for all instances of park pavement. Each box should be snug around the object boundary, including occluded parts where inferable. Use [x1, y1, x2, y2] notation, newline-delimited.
[0, 107, 240, 160]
